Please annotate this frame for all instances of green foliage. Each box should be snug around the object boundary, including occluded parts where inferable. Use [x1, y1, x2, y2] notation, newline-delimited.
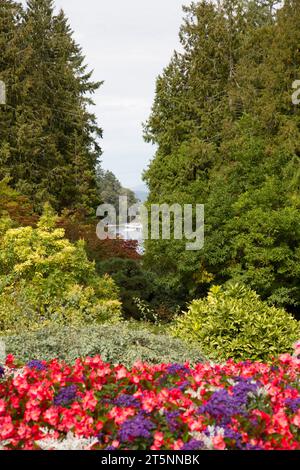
[143, 0, 300, 314]
[172, 283, 299, 362]
[0, 205, 121, 333]
[96, 258, 157, 319]
[133, 297, 160, 324]
[96, 257, 180, 321]
[0, 322, 206, 366]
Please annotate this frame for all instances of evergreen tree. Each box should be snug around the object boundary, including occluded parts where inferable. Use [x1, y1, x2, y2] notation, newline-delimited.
[0, 0, 23, 178]
[96, 168, 137, 210]
[0, 0, 102, 213]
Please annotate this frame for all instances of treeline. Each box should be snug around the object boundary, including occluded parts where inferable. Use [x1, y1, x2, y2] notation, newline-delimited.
[144, 0, 300, 315]
[0, 0, 151, 320]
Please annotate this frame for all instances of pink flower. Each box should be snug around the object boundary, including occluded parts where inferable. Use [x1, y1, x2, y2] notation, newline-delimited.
[213, 435, 226, 450]
[108, 407, 135, 425]
[189, 417, 204, 432]
[273, 411, 289, 430]
[115, 366, 127, 380]
[0, 416, 14, 439]
[173, 439, 184, 450]
[82, 391, 98, 412]
[12, 375, 29, 394]
[17, 423, 32, 440]
[279, 354, 293, 365]
[25, 407, 41, 422]
[5, 354, 15, 366]
[153, 431, 164, 447]
[292, 411, 300, 428]
[43, 407, 60, 427]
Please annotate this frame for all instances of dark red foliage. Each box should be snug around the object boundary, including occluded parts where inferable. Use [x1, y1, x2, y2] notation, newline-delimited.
[58, 211, 140, 262]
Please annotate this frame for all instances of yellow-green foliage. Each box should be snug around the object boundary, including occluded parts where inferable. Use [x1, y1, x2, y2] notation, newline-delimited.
[0, 204, 121, 333]
[172, 284, 299, 362]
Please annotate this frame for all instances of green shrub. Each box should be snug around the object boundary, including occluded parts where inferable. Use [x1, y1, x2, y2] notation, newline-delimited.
[0, 322, 205, 366]
[96, 258, 155, 319]
[0, 204, 121, 333]
[172, 283, 300, 362]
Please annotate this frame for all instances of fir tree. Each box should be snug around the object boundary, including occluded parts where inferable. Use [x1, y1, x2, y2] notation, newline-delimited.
[0, 0, 103, 213]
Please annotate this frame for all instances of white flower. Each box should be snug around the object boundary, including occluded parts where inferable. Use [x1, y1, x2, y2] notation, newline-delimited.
[36, 432, 98, 451]
[191, 425, 225, 450]
[249, 386, 268, 399]
[0, 440, 10, 450]
[2, 366, 26, 379]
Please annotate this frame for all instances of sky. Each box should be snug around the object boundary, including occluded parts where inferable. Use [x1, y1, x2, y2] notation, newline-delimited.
[42, 0, 191, 189]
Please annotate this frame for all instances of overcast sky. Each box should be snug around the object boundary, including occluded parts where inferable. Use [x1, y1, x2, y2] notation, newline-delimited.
[39, 0, 190, 189]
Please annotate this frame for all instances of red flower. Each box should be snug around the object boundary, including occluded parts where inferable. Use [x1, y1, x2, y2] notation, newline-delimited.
[0, 399, 6, 415]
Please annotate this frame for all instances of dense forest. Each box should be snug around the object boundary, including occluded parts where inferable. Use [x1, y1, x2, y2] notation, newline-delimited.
[144, 0, 300, 317]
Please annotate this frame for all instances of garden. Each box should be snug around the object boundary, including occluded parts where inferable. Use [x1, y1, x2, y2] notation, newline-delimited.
[1, 0, 300, 453]
[0, 348, 300, 450]
[0, 206, 299, 451]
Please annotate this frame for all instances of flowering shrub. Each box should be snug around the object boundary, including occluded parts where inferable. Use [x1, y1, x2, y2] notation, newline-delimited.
[0, 350, 299, 450]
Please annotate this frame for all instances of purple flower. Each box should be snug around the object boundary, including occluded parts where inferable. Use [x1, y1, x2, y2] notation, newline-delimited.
[165, 410, 181, 432]
[285, 398, 300, 413]
[223, 426, 246, 449]
[119, 413, 154, 442]
[245, 443, 263, 450]
[105, 445, 117, 450]
[178, 380, 190, 391]
[159, 364, 190, 388]
[114, 394, 140, 408]
[232, 378, 259, 406]
[198, 389, 247, 424]
[182, 439, 204, 450]
[54, 385, 77, 406]
[199, 381, 259, 425]
[223, 427, 242, 441]
[27, 360, 47, 371]
[0, 365, 4, 378]
[166, 364, 190, 375]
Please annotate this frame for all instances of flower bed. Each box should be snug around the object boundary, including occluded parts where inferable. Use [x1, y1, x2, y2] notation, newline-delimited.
[0, 353, 299, 450]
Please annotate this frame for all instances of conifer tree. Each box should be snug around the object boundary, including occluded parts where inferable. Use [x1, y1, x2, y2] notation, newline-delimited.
[0, 0, 23, 179]
[0, 0, 102, 213]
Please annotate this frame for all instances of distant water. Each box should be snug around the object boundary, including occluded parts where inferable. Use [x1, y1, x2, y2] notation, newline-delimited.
[108, 223, 144, 254]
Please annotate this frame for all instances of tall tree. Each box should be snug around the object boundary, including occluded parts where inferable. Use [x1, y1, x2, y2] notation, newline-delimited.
[0, 0, 23, 178]
[0, 0, 102, 213]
